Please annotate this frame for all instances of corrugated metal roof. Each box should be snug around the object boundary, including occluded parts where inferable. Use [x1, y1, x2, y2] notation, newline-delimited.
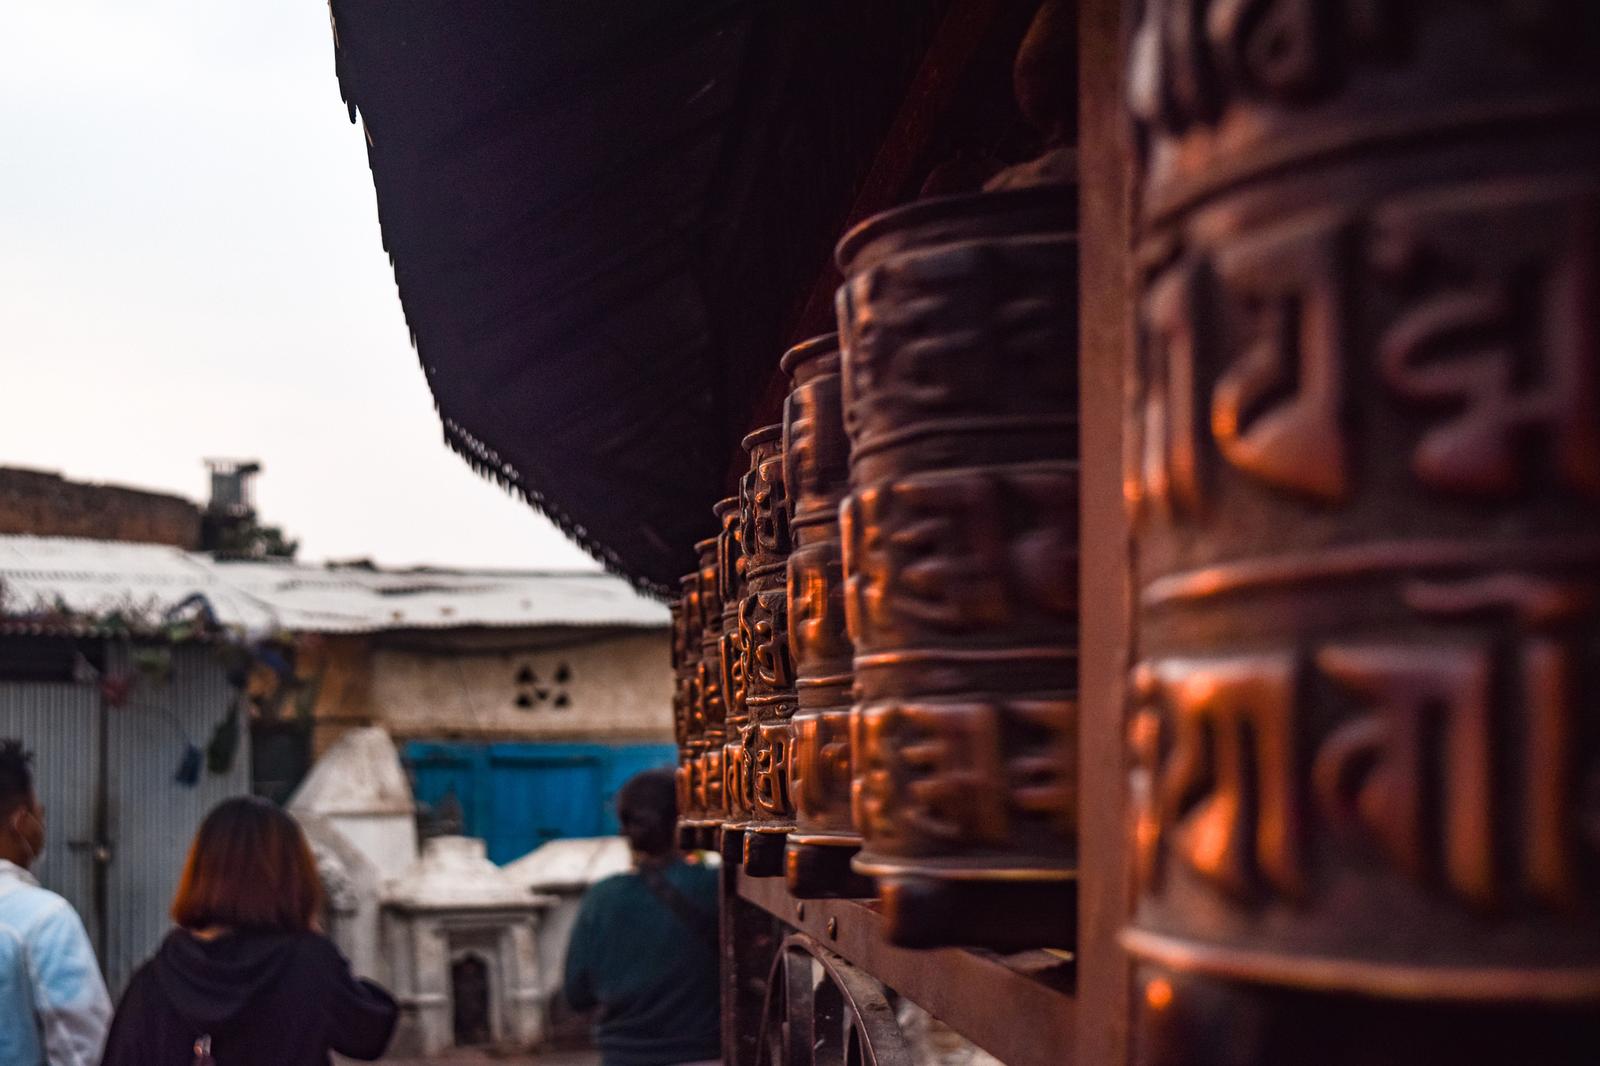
[0, 535, 668, 637]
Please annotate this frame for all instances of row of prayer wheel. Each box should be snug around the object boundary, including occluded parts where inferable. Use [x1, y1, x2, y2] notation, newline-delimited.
[671, 180, 1079, 951]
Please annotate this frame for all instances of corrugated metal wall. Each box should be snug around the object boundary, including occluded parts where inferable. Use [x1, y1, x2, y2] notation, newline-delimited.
[0, 641, 251, 994]
[104, 643, 250, 992]
[0, 679, 101, 936]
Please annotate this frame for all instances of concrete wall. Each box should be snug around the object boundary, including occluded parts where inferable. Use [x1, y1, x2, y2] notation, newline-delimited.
[275, 634, 376, 759]
[0, 467, 200, 547]
[276, 627, 671, 758]
[367, 629, 672, 742]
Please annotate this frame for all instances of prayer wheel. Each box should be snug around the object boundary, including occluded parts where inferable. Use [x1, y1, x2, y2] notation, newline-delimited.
[836, 184, 1079, 949]
[720, 491, 753, 864]
[780, 334, 872, 898]
[693, 498, 739, 850]
[738, 424, 798, 876]
[1123, 3, 1600, 1062]
[685, 537, 725, 847]
[676, 564, 708, 847]
[670, 595, 697, 850]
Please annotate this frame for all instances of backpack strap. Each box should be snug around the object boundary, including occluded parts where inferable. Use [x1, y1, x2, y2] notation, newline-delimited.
[637, 865, 718, 954]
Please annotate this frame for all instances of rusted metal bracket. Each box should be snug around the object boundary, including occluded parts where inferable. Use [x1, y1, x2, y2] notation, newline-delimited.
[736, 868, 1076, 1066]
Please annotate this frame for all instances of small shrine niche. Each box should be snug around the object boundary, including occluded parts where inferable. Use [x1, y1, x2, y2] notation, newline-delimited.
[381, 836, 556, 1056]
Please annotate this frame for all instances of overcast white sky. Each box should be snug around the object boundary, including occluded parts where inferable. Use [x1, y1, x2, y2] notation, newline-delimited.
[0, 1, 600, 571]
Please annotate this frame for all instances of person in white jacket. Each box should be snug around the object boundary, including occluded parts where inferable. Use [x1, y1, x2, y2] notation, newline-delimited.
[0, 739, 111, 1066]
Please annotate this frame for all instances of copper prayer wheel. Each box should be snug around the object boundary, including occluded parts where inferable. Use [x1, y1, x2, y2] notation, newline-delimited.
[720, 490, 754, 864]
[835, 184, 1079, 949]
[681, 537, 725, 846]
[696, 498, 742, 850]
[675, 565, 708, 846]
[779, 333, 872, 898]
[1123, 3, 1600, 1061]
[670, 595, 698, 850]
[735, 423, 798, 875]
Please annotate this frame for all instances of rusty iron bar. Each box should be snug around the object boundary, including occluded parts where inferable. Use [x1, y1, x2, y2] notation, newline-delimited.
[753, 935, 916, 1066]
[736, 868, 1076, 1066]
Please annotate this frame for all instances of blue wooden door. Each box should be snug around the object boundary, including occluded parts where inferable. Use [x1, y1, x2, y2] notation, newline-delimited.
[404, 741, 676, 864]
[406, 744, 483, 836]
[487, 748, 604, 863]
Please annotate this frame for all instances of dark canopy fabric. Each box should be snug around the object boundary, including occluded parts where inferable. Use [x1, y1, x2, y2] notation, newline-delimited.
[327, 1, 950, 593]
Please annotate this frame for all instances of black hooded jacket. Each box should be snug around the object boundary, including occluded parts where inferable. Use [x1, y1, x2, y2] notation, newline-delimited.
[102, 929, 397, 1066]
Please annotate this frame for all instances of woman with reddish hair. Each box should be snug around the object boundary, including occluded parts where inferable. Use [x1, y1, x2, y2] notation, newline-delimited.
[101, 796, 397, 1065]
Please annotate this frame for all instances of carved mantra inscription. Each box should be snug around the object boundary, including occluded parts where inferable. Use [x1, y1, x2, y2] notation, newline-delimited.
[842, 466, 1077, 652]
[720, 626, 748, 725]
[696, 653, 724, 733]
[742, 452, 790, 566]
[725, 733, 753, 821]
[791, 709, 853, 829]
[784, 372, 850, 523]
[1133, 186, 1600, 517]
[700, 748, 724, 816]
[1131, 576, 1598, 910]
[853, 699, 1076, 858]
[1127, 1, 1595, 141]
[751, 722, 794, 820]
[1128, 0, 1408, 136]
[787, 539, 852, 680]
[740, 589, 794, 699]
[838, 239, 1075, 449]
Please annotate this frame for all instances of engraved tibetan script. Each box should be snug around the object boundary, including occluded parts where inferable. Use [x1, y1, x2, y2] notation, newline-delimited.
[724, 734, 754, 819]
[793, 710, 853, 825]
[1136, 260, 1206, 517]
[787, 540, 851, 675]
[1136, 575, 1599, 909]
[740, 589, 793, 696]
[843, 467, 1077, 648]
[751, 723, 794, 818]
[784, 374, 849, 514]
[1128, 0, 1407, 135]
[1132, 655, 1301, 898]
[1400, 574, 1597, 908]
[742, 454, 790, 562]
[1212, 213, 1350, 501]
[1313, 643, 1496, 907]
[853, 699, 1074, 853]
[1373, 186, 1600, 499]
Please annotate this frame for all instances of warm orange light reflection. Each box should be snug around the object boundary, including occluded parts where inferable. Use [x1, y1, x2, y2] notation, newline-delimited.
[1145, 977, 1174, 1012]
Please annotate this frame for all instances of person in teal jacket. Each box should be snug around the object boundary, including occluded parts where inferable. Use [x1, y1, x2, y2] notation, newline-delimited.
[564, 769, 721, 1066]
[0, 738, 112, 1066]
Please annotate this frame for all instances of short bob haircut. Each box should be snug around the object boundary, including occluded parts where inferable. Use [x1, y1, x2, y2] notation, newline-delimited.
[616, 768, 678, 858]
[171, 796, 323, 932]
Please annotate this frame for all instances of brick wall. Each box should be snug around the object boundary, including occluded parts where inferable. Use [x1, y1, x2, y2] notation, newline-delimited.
[0, 467, 202, 547]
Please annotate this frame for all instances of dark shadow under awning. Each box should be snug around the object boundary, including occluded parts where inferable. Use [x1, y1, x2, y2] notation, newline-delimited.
[327, 0, 960, 593]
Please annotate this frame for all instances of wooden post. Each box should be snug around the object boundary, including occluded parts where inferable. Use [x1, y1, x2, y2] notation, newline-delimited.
[1077, 1, 1135, 1064]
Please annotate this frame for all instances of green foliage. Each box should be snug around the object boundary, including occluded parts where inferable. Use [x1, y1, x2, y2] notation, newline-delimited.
[212, 520, 299, 560]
